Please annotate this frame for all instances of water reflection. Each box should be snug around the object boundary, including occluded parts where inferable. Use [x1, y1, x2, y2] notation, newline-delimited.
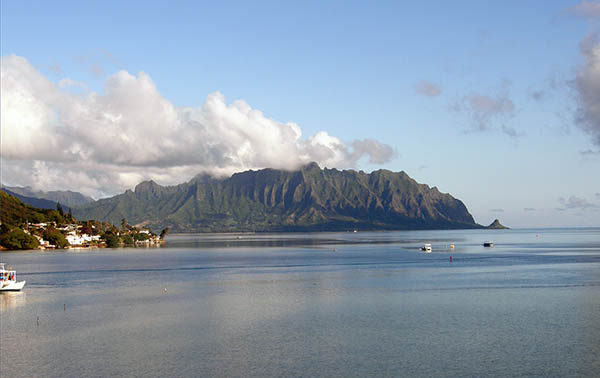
[164, 231, 466, 250]
[0, 291, 26, 311]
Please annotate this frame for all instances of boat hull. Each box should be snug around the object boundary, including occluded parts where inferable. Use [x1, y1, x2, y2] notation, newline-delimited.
[0, 281, 26, 291]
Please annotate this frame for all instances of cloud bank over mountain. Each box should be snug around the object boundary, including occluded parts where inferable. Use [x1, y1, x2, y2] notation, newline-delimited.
[1, 55, 394, 198]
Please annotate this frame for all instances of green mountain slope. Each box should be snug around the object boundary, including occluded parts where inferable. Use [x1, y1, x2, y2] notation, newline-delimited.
[73, 164, 481, 232]
[0, 190, 74, 227]
[1, 188, 60, 210]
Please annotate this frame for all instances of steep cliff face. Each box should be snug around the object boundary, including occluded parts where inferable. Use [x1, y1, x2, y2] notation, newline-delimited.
[73, 164, 481, 232]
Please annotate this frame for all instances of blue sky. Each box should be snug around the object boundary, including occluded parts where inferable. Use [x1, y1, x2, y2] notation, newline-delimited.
[1, 0, 599, 227]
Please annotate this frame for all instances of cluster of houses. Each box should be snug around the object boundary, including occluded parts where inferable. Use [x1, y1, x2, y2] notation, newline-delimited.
[24, 222, 162, 249]
[25, 223, 101, 249]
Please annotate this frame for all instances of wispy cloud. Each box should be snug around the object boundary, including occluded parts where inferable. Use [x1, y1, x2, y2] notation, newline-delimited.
[501, 125, 519, 137]
[89, 63, 104, 77]
[567, 1, 600, 20]
[58, 78, 88, 90]
[523, 207, 537, 212]
[490, 208, 504, 213]
[450, 90, 516, 135]
[580, 148, 600, 156]
[557, 196, 599, 210]
[529, 89, 545, 102]
[48, 63, 63, 74]
[73, 50, 118, 79]
[414, 80, 441, 98]
[0, 55, 394, 198]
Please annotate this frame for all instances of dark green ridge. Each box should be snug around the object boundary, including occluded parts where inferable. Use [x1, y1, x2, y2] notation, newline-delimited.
[0, 190, 74, 227]
[72, 163, 483, 233]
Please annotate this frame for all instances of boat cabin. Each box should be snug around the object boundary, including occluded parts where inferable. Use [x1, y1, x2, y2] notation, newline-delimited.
[0, 263, 25, 291]
[0, 263, 17, 285]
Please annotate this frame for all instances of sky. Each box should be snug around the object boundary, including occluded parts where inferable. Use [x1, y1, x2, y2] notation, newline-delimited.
[1, 0, 599, 228]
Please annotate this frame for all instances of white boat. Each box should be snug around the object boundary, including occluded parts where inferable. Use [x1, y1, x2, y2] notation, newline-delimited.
[421, 243, 432, 252]
[0, 263, 26, 291]
[483, 241, 494, 247]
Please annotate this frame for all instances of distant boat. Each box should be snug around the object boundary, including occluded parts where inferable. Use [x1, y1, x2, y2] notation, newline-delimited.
[421, 243, 432, 252]
[483, 241, 494, 247]
[0, 263, 26, 291]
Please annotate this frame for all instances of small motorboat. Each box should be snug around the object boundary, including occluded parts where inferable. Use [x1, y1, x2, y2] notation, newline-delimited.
[421, 243, 432, 252]
[483, 241, 494, 247]
[0, 263, 26, 291]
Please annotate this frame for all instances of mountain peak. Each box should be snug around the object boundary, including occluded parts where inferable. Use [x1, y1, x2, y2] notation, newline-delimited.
[302, 162, 321, 171]
[189, 173, 219, 184]
[135, 180, 158, 191]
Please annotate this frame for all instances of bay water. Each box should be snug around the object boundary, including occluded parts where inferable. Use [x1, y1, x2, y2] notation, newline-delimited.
[1, 228, 599, 377]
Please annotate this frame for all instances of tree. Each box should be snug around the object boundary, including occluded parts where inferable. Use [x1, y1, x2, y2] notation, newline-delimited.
[43, 228, 69, 248]
[103, 233, 121, 248]
[56, 202, 64, 215]
[0, 227, 39, 250]
[122, 234, 134, 246]
[159, 227, 170, 240]
[81, 223, 93, 235]
[133, 232, 149, 241]
[121, 218, 128, 231]
[45, 209, 68, 224]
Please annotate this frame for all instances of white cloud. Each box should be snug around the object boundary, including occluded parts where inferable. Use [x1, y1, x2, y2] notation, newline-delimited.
[1, 55, 394, 198]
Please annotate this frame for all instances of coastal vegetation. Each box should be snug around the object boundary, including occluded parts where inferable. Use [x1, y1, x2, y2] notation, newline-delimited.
[0, 190, 167, 250]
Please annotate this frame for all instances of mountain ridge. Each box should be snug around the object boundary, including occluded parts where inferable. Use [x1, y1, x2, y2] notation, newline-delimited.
[72, 164, 482, 233]
[1, 185, 95, 207]
[1, 188, 62, 211]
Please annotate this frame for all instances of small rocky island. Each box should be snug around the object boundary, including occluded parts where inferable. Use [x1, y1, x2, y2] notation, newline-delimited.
[486, 219, 509, 229]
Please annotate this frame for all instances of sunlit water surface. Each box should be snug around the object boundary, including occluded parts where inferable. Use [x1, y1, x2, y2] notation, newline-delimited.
[1, 228, 599, 377]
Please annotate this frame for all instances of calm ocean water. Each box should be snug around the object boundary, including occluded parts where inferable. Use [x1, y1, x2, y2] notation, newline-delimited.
[1, 228, 599, 378]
